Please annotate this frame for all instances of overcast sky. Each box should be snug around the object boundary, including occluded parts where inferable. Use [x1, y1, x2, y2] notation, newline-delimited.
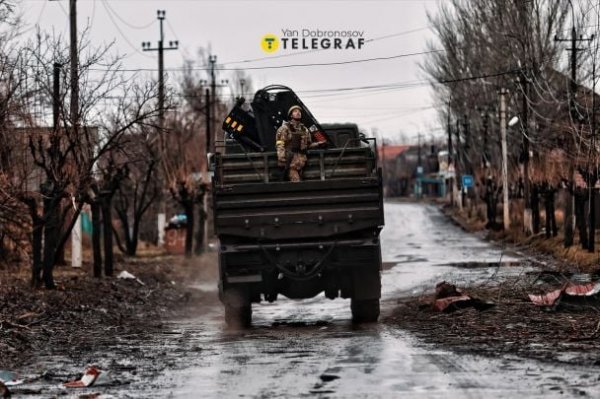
[16, 0, 442, 143]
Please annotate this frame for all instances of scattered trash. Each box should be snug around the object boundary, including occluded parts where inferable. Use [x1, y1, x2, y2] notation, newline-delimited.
[529, 288, 562, 307]
[64, 366, 109, 388]
[0, 371, 23, 387]
[432, 281, 495, 312]
[529, 281, 600, 307]
[117, 271, 145, 286]
[565, 282, 600, 296]
[77, 393, 102, 399]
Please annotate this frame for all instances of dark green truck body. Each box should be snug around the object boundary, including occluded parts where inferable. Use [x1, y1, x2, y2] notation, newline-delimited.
[213, 124, 385, 325]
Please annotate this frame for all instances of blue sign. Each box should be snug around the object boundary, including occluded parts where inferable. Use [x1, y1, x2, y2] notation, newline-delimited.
[462, 175, 474, 188]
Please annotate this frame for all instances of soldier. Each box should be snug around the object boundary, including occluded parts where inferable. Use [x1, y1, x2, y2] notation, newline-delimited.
[276, 105, 315, 182]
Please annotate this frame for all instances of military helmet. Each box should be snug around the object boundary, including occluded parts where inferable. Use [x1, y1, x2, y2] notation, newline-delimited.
[288, 105, 303, 118]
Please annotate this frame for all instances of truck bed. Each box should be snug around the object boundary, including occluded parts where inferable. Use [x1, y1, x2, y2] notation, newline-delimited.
[213, 147, 383, 241]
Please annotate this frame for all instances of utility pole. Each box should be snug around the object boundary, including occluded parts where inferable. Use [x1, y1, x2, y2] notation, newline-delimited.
[518, 0, 531, 235]
[455, 118, 463, 210]
[520, 71, 532, 234]
[142, 10, 178, 248]
[462, 114, 471, 175]
[240, 78, 246, 99]
[417, 133, 422, 169]
[208, 55, 217, 153]
[50, 0, 80, 267]
[59, 0, 82, 268]
[447, 105, 454, 205]
[69, 0, 78, 135]
[500, 88, 510, 230]
[555, 24, 594, 247]
[481, 110, 489, 168]
[417, 133, 422, 198]
[590, 59, 597, 252]
[53, 63, 60, 131]
[142, 10, 179, 130]
[380, 135, 387, 196]
[205, 88, 211, 155]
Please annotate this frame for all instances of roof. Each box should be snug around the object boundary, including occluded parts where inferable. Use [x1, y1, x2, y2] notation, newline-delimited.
[377, 145, 411, 161]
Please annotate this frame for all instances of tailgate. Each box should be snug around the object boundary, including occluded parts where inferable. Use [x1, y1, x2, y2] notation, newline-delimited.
[213, 177, 383, 240]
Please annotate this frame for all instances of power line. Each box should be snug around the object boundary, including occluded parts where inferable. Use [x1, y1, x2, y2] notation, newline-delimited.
[102, 0, 155, 29]
[101, 0, 154, 58]
[84, 49, 444, 72]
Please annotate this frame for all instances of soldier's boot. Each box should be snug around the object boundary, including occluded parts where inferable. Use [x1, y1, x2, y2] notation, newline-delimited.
[289, 168, 301, 182]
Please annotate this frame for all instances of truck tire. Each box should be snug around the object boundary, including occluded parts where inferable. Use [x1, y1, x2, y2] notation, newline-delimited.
[351, 298, 380, 323]
[224, 303, 252, 328]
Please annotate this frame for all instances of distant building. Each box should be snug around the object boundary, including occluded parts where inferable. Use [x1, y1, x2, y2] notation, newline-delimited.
[377, 143, 444, 197]
[377, 144, 410, 196]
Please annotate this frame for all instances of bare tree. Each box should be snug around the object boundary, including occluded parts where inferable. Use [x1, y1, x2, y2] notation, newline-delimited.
[423, 0, 573, 235]
[113, 126, 161, 256]
[1, 26, 162, 287]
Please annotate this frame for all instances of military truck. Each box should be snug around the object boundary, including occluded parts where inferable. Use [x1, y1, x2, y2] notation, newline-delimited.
[212, 85, 384, 326]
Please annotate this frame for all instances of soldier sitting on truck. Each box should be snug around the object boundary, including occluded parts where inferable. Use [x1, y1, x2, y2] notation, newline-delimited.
[276, 105, 317, 182]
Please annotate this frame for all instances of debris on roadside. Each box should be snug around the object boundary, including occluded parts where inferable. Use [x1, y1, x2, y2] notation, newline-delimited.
[64, 366, 108, 388]
[77, 393, 102, 399]
[432, 282, 495, 312]
[0, 371, 23, 387]
[529, 281, 600, 307]
[117, 271, 145, 286]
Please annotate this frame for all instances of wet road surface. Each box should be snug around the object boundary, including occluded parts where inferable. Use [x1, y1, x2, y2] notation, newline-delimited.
[20, 202, 600, 398]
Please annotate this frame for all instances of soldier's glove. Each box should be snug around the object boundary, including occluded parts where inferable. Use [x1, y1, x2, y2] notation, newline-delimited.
[277, 158, 286, 168]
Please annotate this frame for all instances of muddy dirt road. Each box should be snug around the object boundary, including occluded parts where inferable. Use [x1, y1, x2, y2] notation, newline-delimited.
[16, 203, 600, 398]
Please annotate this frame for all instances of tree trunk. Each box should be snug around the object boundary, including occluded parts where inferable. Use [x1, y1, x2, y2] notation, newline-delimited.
[112, 225, 127, 255]
[565, 190, 574, 247]
[545, 189, 558, 239]
[575, 193, 588, 249]
[184, 202, 194, 258]
[55, 223, 67, 266]
[545, 193, 552, 239]
[590, 188, 596, 253]
[55, 238, 66, 266]
[194, 203, 205, 255]
[115, 208, 134, 256]
[485, 194, 494, 228]
[42, 197, 59, 289]
[31, 219, 43, 287]
[102, 198, 114, 277]
[532, 184, 540, 234]
[550, 194, 558, 237]
[91, 201, 103, 278]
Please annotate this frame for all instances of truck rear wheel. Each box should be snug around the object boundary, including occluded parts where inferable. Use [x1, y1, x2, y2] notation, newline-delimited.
[351, 298, 380, 323]
[225, 303, 252, 328]
[222, 287, 252, 328]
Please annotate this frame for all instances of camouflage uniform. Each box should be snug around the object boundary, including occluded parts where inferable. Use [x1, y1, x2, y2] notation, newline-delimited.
[276, 120, 312, 182]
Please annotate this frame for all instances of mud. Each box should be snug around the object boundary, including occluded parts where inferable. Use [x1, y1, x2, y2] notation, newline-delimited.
[388, 277, 600, 367]
[0, 254, 218, 369]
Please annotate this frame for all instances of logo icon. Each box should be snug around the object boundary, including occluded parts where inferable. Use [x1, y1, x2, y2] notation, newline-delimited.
[261, 34, 279, 53]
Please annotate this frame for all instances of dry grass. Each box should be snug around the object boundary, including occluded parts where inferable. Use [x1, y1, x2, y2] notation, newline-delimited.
[0, 251, 219, 369]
